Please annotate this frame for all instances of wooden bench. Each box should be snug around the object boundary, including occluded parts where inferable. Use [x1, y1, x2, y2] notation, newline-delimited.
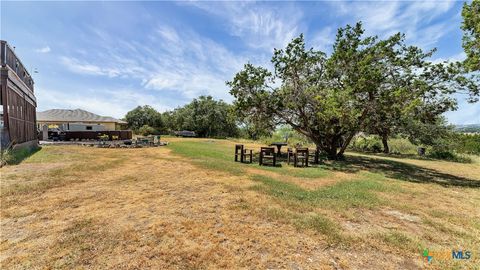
[293, 148, 309, 167]
[287, 148, 294, 165]
[259, 147, 276, 166]
[234, 144, 253, 163]
[309, 146, 320, 164]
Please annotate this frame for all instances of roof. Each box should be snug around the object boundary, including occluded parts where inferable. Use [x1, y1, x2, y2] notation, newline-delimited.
[36, 109, 127, 124]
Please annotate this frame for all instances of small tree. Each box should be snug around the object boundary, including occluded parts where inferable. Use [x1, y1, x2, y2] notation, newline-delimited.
[167, 96, 239, 138]
[124, 105, 163, 132]
[138, 125, 156, 136]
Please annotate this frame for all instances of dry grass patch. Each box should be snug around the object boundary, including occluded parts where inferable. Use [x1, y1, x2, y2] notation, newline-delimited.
[1, 140, 479, 269]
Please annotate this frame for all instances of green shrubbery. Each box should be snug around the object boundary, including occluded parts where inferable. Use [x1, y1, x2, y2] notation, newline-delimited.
[350, 135, 383, 153]
[1, 146, 40, 166]
[260, 126, 311, 147]
[388, 138, 418, 155]
[453, 133, 480, 155]
[427, 148, 472, 163]
[138, 125, 158, 136]
[348, 134, 475, 163]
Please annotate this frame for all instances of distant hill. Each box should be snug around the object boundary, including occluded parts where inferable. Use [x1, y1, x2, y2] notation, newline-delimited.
[455, 124, 480, 133]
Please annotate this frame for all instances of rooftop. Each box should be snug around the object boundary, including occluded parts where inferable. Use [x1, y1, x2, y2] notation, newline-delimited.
[37, 109, 127, 124]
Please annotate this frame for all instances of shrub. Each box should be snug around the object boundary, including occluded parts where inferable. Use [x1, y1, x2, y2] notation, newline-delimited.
[260, 126, 311, 146]
[1, 145, 40, 166]
[138, 125, 157, 136]
[427, 145, 473, 163]
[350, 135, 382, 153]
[453, 133, 480, 155]
[388, 138, 417, 155]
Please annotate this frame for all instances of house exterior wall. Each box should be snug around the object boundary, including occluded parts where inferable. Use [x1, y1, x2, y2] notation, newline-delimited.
[37, 121, 118, 131]
[67, 123, 106, 131]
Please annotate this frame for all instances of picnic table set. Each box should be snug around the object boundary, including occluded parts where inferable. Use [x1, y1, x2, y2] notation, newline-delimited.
[234, 142, 320, 167]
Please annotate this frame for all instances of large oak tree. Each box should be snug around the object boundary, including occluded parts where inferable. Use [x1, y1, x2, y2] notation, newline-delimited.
[228, 23, 478, 159]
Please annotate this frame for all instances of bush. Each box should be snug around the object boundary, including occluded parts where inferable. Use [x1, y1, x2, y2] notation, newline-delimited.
[427, 149, 456, 160]
[138, 125, 157, 136]
[350, 135, 382, 153]
[427, 149, 472, 163]
[388, 138, 417, 155]
[260, 126, 311, 146]
[1, 145, 40, 166]
[453, 133, 480, 155]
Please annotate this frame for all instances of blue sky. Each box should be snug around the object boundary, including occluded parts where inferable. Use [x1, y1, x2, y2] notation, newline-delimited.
[1, 1, 478, 124]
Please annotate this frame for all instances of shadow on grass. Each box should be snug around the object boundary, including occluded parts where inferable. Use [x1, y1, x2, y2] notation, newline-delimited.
[351, 151, 472, 164]
[322, 155, 480, 188]
[2, 146, 41, 165]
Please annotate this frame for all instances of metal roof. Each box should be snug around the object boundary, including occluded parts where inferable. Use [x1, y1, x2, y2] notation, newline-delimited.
[36, 109, 127, 124]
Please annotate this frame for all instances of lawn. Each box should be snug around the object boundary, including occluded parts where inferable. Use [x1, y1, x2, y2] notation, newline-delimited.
[1, 138, 479, 269]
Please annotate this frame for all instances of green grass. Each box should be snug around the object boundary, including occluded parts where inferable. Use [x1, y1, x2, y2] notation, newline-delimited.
[168, 139, 331, 178]
[168, 139, 478, 253]
[262, 206, 343, 244]
[376, 230, 420, 253]
[2, 146, 92, 165]
[294, 214, 343, 244]
[1, 146, 41, 165]
[251, 172, 395, 210]
[168, 140, 246, 175]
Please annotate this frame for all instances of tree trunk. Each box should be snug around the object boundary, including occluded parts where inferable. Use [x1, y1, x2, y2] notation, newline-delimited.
[311, 137, 338, 160]
[382, 134, 389, 154]
[326, 147, 338, 160]
[337, 131, 356, 158]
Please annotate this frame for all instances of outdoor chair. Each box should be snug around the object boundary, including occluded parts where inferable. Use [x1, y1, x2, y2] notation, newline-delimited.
[308, 146, 320, 164]
[287, 148, 294, 165]
[234, 144, 253, 163]
[294, 148, 309, 167]
[259, 147, 276, 166]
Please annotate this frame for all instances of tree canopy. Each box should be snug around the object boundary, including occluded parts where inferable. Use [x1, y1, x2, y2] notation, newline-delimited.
[228, 22, 479, 159]
[167, 96, 238, 138]
[124, 105, 163, 132]
[462, 0, 480, 71]
[125, 96, 238, 138]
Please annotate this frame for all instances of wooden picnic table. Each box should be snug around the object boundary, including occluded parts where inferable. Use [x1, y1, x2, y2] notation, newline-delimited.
[269, 142, 288, 156]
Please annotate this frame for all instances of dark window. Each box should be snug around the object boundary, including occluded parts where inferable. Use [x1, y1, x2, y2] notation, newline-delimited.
[86, 126, 92, 130]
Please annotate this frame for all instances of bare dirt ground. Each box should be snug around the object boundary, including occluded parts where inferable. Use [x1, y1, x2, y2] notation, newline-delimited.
[1, 140, 479, 269]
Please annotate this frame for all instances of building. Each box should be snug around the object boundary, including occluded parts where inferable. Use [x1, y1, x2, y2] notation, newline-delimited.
[37, 108, 127, 131]
[0, 40, 37, 150]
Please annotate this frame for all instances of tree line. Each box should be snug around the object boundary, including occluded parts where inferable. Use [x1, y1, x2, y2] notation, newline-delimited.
[124, 96, 239, 138]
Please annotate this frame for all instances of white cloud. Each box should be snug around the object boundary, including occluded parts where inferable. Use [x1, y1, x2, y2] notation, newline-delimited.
[61, 56, 120, 77]
[60, 56, 147, 79]
[332, 0, 457, 49]
[59, 24, 251, 102]
[35, 46, 51, 53]
[311, 27, 334, 53]
[157, 25, 180, 44]
[142, 26, 249, 100]
[186, 2, 304, 51]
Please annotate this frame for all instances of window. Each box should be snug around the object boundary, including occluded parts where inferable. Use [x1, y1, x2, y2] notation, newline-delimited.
[86, 126, 92, 130]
